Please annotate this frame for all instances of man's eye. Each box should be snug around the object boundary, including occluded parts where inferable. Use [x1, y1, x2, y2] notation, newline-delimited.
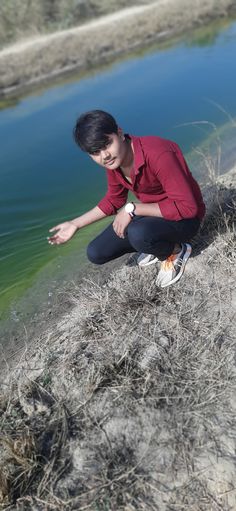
[91, 141, 111, 155]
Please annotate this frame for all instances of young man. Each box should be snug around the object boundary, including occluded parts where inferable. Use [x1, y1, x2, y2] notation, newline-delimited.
[48, 110, 205, 288]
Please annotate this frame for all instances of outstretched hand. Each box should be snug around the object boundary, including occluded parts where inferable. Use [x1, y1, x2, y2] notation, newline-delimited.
[48, 221, 78, 245]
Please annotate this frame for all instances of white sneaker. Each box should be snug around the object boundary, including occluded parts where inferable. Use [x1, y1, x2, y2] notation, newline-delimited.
[137, 253, 159, 267]
[156, 243, 192, 288]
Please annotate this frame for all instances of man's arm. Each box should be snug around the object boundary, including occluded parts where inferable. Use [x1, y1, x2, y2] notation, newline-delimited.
[48, 206, 107, 245]
[48, 170, 128, 245]
[48, 174, 128, 245]
[152, 151, 199, 220]
[131, 202, 163, 217]
[112, 202, 163, 239]
[71, 206, 107, 229]
[97, 169, 128, 215]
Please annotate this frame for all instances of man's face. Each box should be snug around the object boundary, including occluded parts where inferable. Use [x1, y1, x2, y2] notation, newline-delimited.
[89, 132, 127, 169]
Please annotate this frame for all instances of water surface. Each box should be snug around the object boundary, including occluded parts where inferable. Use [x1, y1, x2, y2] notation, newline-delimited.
[0, 17, 236, 321]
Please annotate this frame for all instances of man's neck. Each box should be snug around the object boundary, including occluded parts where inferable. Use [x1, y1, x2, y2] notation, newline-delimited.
[120, 138, 134, 171]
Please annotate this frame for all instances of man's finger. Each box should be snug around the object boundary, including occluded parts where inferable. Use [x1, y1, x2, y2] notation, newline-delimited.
[47, 235, 60, 243]
[49, 225, 61, 233]
[48, 238, 63, 245]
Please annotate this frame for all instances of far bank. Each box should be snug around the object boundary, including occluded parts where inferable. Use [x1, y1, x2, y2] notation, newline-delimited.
[0, 0, 236, 98]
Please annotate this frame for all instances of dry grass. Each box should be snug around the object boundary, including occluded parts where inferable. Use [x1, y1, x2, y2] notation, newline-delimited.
[0, 0, 154, 48]
[0, 176, 236, 510]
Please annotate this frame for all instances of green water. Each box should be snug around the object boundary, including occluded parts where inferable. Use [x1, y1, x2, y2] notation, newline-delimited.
[0, 17, 236, 322]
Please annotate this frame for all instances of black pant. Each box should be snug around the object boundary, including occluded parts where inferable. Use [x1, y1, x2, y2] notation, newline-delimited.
[87, 216, 200, 264]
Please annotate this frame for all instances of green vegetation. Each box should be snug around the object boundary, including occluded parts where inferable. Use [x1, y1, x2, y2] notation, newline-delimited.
[185, 15, 235, 46]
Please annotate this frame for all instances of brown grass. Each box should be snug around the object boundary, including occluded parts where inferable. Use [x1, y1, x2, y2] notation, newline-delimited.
[0, 175, 236, 510]
[0, 0, 154, 49]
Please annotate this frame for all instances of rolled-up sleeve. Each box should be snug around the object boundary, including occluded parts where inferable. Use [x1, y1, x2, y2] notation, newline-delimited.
[153, 151, 199, 221]
[97, 170, 128, 216]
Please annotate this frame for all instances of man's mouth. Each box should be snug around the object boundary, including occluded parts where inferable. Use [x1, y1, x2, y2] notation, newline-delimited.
[104, 157, 116, 165]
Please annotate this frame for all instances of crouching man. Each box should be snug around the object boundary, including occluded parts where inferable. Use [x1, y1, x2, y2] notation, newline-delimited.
[48, 110, 205, 288]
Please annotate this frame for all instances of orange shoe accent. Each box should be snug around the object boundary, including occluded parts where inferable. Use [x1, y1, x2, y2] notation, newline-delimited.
[161, 254, 177, 271]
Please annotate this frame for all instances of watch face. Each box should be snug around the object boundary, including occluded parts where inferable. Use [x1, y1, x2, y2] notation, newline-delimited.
[126, 203, 134, 213]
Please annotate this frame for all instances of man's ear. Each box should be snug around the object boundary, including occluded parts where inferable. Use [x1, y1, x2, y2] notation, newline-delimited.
[118, 127, 125, 141]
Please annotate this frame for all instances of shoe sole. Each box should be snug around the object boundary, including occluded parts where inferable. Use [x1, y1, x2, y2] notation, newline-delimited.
[138, 257, 159, 267]
[160, 243, 192, 288]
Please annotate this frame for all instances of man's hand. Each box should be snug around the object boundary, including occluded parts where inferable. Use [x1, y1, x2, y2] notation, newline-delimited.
[113, 209, 132, 238]
[48, 221, 78, 245]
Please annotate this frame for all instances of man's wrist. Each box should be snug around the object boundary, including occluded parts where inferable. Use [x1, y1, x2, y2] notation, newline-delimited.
[70, 220, 80, 229]
[125, 202, 136, 219]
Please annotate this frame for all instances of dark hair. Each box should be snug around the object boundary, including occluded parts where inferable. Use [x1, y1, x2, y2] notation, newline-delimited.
[73, 110, 118, 154]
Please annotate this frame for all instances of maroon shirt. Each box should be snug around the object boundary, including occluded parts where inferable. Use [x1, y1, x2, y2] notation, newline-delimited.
[97, 134, 205, 221]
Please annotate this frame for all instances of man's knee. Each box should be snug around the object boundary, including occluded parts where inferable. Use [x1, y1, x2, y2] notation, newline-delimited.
[87, 241, 106, 265]
[128, 219, 162, 252]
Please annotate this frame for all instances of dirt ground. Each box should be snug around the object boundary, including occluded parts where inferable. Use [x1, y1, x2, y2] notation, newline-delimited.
[0, 0, 236, 98]
[0, 167, 236, 510]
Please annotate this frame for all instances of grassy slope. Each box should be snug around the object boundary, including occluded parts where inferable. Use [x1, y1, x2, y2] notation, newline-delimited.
[0, 172, 236, 510]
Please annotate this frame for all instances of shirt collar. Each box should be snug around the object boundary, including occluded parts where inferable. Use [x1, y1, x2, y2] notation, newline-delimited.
[125, 134, 145, 175]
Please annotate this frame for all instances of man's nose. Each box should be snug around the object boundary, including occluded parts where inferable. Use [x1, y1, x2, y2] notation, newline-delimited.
[101, 148, 110, 160]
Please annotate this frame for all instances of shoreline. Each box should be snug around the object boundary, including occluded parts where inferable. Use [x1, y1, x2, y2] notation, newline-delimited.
[1, 160, 236, 378]
[0, 0, 236, 99]
[1, 117, 235, 324]
[1, 84, 236, 366]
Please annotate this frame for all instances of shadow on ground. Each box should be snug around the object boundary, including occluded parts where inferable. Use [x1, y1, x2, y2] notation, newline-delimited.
[192, 183, 236, 255]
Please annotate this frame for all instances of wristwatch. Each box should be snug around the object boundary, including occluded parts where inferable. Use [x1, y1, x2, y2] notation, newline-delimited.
[125, 202, 136, 219]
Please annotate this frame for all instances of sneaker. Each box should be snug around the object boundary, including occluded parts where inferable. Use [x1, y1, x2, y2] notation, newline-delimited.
[156, 243, 192, 288]
[137, 253, 159, 267]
